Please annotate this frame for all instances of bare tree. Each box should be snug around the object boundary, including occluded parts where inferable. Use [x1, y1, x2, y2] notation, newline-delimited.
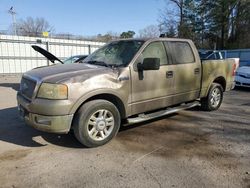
[158, 1, 179, 35]
[160, 0, 192, 38]
[139, 25, 160, 38]
[165, 25, 176, 37]
[170, 0, 184, 30]
[17, 17, 53, 37]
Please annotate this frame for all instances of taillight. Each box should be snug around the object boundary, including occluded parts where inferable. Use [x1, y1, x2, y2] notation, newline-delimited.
[232, 63, 236, 76]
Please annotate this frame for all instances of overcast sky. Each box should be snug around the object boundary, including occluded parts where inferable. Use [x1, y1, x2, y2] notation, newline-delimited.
[0, 0, 166, 36]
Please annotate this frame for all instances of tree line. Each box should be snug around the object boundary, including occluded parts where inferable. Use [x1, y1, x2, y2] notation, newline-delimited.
[160, 0, 250, 49]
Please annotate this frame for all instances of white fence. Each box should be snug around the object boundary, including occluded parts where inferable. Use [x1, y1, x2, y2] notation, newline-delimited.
[0, 35, 105, 73]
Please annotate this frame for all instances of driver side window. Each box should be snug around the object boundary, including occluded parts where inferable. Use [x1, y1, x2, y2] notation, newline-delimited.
[138, 42, 168, 66]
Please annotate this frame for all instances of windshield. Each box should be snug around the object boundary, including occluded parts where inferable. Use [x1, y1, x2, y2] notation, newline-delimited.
[63, 55, 87, 64]
[83, 40, 144, 67]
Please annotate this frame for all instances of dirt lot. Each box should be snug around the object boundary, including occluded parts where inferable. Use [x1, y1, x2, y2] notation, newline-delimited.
[0, 75, 249, 188]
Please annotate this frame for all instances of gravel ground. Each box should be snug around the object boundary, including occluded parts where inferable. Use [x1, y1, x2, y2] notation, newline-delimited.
[0, 75, 249, 188]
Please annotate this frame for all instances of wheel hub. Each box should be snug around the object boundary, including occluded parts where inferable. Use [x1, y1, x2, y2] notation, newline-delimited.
[211, 88, 221, 107]
[96, 119, 106, 131]
[87, 109, 115, 141]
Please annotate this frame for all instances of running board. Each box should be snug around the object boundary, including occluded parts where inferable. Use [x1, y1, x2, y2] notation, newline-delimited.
[126, 101, 200, 125]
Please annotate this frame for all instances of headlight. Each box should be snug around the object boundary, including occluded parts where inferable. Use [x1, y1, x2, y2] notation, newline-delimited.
[37, 83, 68, 100]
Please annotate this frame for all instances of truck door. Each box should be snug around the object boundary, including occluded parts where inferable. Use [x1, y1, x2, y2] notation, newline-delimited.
[130, 41, 175, 115]
[164, 41, 201, 104]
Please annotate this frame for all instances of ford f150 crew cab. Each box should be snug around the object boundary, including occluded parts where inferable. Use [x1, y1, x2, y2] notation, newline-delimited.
[17, 38, 237, 147]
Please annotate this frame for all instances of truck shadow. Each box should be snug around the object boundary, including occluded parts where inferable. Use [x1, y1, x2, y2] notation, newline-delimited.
[0, 105, 249, 153]
[120, 113, 178, 132]
[0, 106, 179, 149]
[0, 107, 84, 148]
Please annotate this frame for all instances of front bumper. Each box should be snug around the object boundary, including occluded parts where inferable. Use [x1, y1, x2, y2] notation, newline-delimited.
[17, 93, 74, 134]
[20, 109, 73, 133]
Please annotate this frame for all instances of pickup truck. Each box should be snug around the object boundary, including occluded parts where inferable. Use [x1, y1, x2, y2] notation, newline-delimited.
[17, 38, 237, 147]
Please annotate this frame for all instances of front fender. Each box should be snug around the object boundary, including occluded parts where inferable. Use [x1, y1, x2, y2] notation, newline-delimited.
[69, 89, 129, 115]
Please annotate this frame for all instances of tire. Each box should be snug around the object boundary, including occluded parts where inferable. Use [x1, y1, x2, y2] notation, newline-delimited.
[73, 100, 121, 147]
[201, 83, 223, 111]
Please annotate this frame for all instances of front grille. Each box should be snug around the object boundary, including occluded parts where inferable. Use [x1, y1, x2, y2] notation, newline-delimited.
[20, 77, 37, 99]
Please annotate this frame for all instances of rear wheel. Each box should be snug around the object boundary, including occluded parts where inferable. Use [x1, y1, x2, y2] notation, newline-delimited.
[73, 100, 120, 147]
[201, 83, 223, 111]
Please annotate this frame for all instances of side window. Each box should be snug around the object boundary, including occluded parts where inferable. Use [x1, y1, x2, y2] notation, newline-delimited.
[165, 42, 195, 64]
[138, 42, 168, 65]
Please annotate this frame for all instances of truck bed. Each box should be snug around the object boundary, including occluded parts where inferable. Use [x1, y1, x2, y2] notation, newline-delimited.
[200, 58, 237, 98]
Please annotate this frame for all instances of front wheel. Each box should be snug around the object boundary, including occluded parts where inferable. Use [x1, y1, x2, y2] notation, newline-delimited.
[73, 100, 121, 147]
[201, 83, 223, 111]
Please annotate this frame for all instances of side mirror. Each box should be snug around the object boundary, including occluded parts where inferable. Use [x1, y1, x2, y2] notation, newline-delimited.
[137, 58, 160, 71]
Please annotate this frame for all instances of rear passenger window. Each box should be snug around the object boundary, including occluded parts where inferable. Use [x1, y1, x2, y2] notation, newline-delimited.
[140, 42, 168, 65]
[165, 42, 195, 64]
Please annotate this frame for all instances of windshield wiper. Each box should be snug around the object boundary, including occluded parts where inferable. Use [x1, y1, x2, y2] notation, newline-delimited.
[85, 60, 110, 68]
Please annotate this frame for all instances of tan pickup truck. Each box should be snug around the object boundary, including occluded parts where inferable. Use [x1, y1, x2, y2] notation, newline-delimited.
[17, 38, 237, 147]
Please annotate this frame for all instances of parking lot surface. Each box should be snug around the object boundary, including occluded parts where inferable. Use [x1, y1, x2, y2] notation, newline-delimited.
[0, 75, 249, 188]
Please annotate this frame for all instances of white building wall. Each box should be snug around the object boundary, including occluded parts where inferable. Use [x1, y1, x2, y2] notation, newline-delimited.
[0, 35, 105, 73]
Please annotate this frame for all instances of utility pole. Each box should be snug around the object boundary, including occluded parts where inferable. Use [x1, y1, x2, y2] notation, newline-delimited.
[8, 6, 17, 35]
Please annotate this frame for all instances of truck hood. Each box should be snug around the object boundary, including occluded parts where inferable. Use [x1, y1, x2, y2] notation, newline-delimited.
[32, 45, 64, 64]
[24, 63, 116, 83]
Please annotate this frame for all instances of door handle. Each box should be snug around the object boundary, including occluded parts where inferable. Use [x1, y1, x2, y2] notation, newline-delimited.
[194, 68, 200, 74]
[166, 71, 173, 78]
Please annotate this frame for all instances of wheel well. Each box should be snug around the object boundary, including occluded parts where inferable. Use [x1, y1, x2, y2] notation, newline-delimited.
[79, 94, 126, 119]
[213, 77, 226, 91]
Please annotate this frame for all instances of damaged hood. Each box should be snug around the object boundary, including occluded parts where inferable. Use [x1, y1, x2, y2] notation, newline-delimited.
[24, 63, 116, 83]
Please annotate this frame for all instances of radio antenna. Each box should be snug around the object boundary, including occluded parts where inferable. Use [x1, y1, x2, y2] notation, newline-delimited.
[8, 6, 17, 35]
